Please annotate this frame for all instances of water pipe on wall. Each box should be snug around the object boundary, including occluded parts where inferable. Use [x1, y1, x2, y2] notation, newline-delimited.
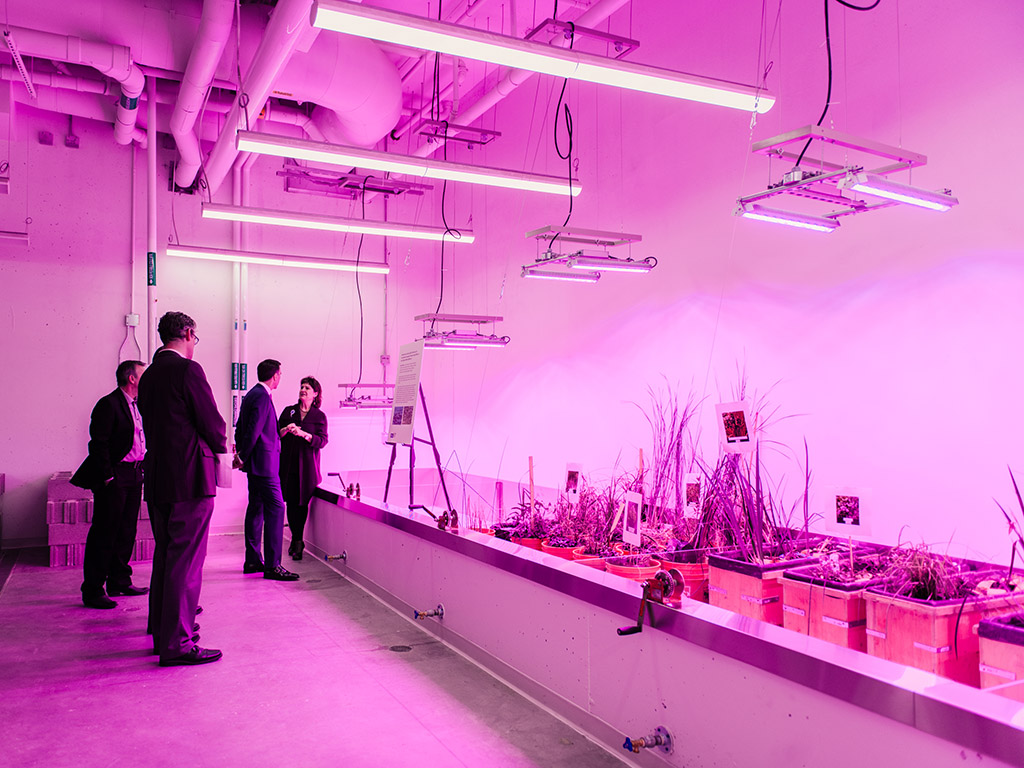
[146, 75, 158, 359]
[3, 25, 144, 145]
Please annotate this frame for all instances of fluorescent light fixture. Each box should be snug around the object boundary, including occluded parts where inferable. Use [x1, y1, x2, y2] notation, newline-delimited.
[202, 203, 473, 243]
[0, 229, 29, 244]
[423, 332, 509, 349]
[841, 173, 958, 212]
[567, 254, 653, 273]
[237, 131, 578, 197]
[521, 265, 601, 283]
[737, 204, 839, 233]
[339, 398, 394, 410]
[311, 0, 775, 114]
[167, 244, 390, 273]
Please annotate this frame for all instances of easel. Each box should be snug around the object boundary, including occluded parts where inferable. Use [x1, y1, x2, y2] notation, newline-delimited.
[384, 384, 458, 531]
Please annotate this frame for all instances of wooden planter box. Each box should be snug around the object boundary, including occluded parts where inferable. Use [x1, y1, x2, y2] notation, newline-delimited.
[783, 564, 884, 652]
[708, 549, 820, 626]
[864, 579, 1024, 687]
[979, 613, 1024, 700]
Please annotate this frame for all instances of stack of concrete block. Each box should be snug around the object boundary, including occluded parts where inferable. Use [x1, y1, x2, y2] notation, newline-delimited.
[46, 471, 154, 567]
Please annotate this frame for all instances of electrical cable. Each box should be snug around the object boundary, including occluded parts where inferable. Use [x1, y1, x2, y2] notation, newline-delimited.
[794, 0, 881, 168]
[353, 175, 372, 387]
[547, 22, 575, 253]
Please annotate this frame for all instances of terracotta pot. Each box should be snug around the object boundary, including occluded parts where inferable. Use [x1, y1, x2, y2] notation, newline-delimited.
[571, 546, 610, 570]
[512, 536, 544, 550]
[541, 539, 578, 559]
[606, 555, 662, 582]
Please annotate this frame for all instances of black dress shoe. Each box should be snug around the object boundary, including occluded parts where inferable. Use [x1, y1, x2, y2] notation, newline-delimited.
[264, 565, 300, 581]
[158, 646, 222, 667]
[108, 585, 149, 597]
[291, 543, 304, 561]
[83, 594, 117, 609]
[242, 561, 265, 574]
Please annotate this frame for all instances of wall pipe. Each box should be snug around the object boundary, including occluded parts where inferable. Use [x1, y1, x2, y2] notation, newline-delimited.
[170, 0, 236, 188]
[3, 25, 144, 145]
[146, 76, 158, 359]
[412, 0, 630, 159]
[230, 163, 243, 436]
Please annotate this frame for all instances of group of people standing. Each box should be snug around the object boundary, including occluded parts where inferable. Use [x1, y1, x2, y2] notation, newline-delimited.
[71, 311, 328, 668]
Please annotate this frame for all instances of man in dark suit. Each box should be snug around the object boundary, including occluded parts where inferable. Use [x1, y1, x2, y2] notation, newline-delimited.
[71, 359, 148, 609]
[235, 359, 299, 582]
[137, 311, 227, 667]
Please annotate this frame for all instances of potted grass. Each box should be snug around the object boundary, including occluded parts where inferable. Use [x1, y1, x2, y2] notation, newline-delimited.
[977, 469, 1024, 694]
[541, 481, 601, 559]
[705, 438, 822, 626]
[864, 545, 1024, 686]
[497, 488, 550, 550]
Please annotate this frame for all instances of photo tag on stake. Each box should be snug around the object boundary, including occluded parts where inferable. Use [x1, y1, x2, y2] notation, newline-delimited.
[623, 491, 642, 548]
[684, 472, 703, 518]
[564, 463, 582, 504]
[715, 400, 755, 455]
[824, 485, 872, 536]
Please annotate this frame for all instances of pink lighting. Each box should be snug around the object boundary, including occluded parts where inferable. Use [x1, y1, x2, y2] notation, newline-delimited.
[842, 173, 959, 212]
[737, 204, 839, 233]
[521, 266, 601, 283]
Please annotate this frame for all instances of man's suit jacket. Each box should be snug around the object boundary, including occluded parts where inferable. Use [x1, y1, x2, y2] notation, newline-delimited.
[137, 349, 227, 504]
[235, 384, 280, 478]
[70, 389, 134, 491]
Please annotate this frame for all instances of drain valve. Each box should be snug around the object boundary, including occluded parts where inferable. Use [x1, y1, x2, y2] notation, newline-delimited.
[414, 604, 445, 621]
[623, 726, 672, 755]
[324, 551, 347, 562]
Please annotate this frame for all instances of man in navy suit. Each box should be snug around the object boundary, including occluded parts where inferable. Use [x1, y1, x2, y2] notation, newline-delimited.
[138, 311, 227, 666]
[235, 359, 299, 581]
[71, 359, 148, 609]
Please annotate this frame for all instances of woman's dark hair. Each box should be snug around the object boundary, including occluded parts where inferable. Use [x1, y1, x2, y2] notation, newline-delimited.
[301, 376, 322, 409]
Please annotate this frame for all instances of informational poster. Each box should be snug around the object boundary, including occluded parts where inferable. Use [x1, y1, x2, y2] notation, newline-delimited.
[386, 339, 425, 445]
[623, 491, 642, 547]
[564, 463, 582, 504]
[715, 400, 756, 455]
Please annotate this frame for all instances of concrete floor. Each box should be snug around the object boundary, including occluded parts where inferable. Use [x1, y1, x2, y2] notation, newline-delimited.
[0, 533, 628, 768]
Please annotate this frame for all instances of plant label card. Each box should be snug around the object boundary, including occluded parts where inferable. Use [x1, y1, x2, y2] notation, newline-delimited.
[824, 486, 872, 536]
[684, 473, 703, 518]
[564, 463, 582, 504]
[715, 400, 755, 454]
[623, 491, 642, 547]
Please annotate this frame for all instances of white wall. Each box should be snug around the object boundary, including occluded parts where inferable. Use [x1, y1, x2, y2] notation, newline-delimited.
[2, 1, 1023, 563]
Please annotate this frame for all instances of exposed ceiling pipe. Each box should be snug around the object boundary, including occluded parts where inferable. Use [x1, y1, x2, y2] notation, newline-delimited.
[7, 82, 316, 150]
[412, 0, 630, 159]
[3, 25, 144, 145]
[171, 0, 236, 188]
[199, 0, 315, 194]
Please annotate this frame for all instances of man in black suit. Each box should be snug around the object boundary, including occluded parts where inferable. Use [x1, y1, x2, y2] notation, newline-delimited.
[235, 359, 299, 582]
[71, 359, 148, 609]
[137, 311, 227, 667]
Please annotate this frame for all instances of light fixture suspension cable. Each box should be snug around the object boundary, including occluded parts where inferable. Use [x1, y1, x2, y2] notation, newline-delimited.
[549, 22, 576, 253]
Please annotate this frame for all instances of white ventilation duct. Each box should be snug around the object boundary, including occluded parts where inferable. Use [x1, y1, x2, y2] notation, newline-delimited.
[170, 0, 236, 188]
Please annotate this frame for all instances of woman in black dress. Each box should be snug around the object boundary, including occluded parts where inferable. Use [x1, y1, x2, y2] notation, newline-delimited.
[278, 376, 329, 560]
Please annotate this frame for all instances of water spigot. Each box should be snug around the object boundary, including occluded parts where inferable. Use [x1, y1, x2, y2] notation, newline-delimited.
[415, 606, 444, 622]
[623, 726, 672, 755]
[324, 551, 348, 562]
